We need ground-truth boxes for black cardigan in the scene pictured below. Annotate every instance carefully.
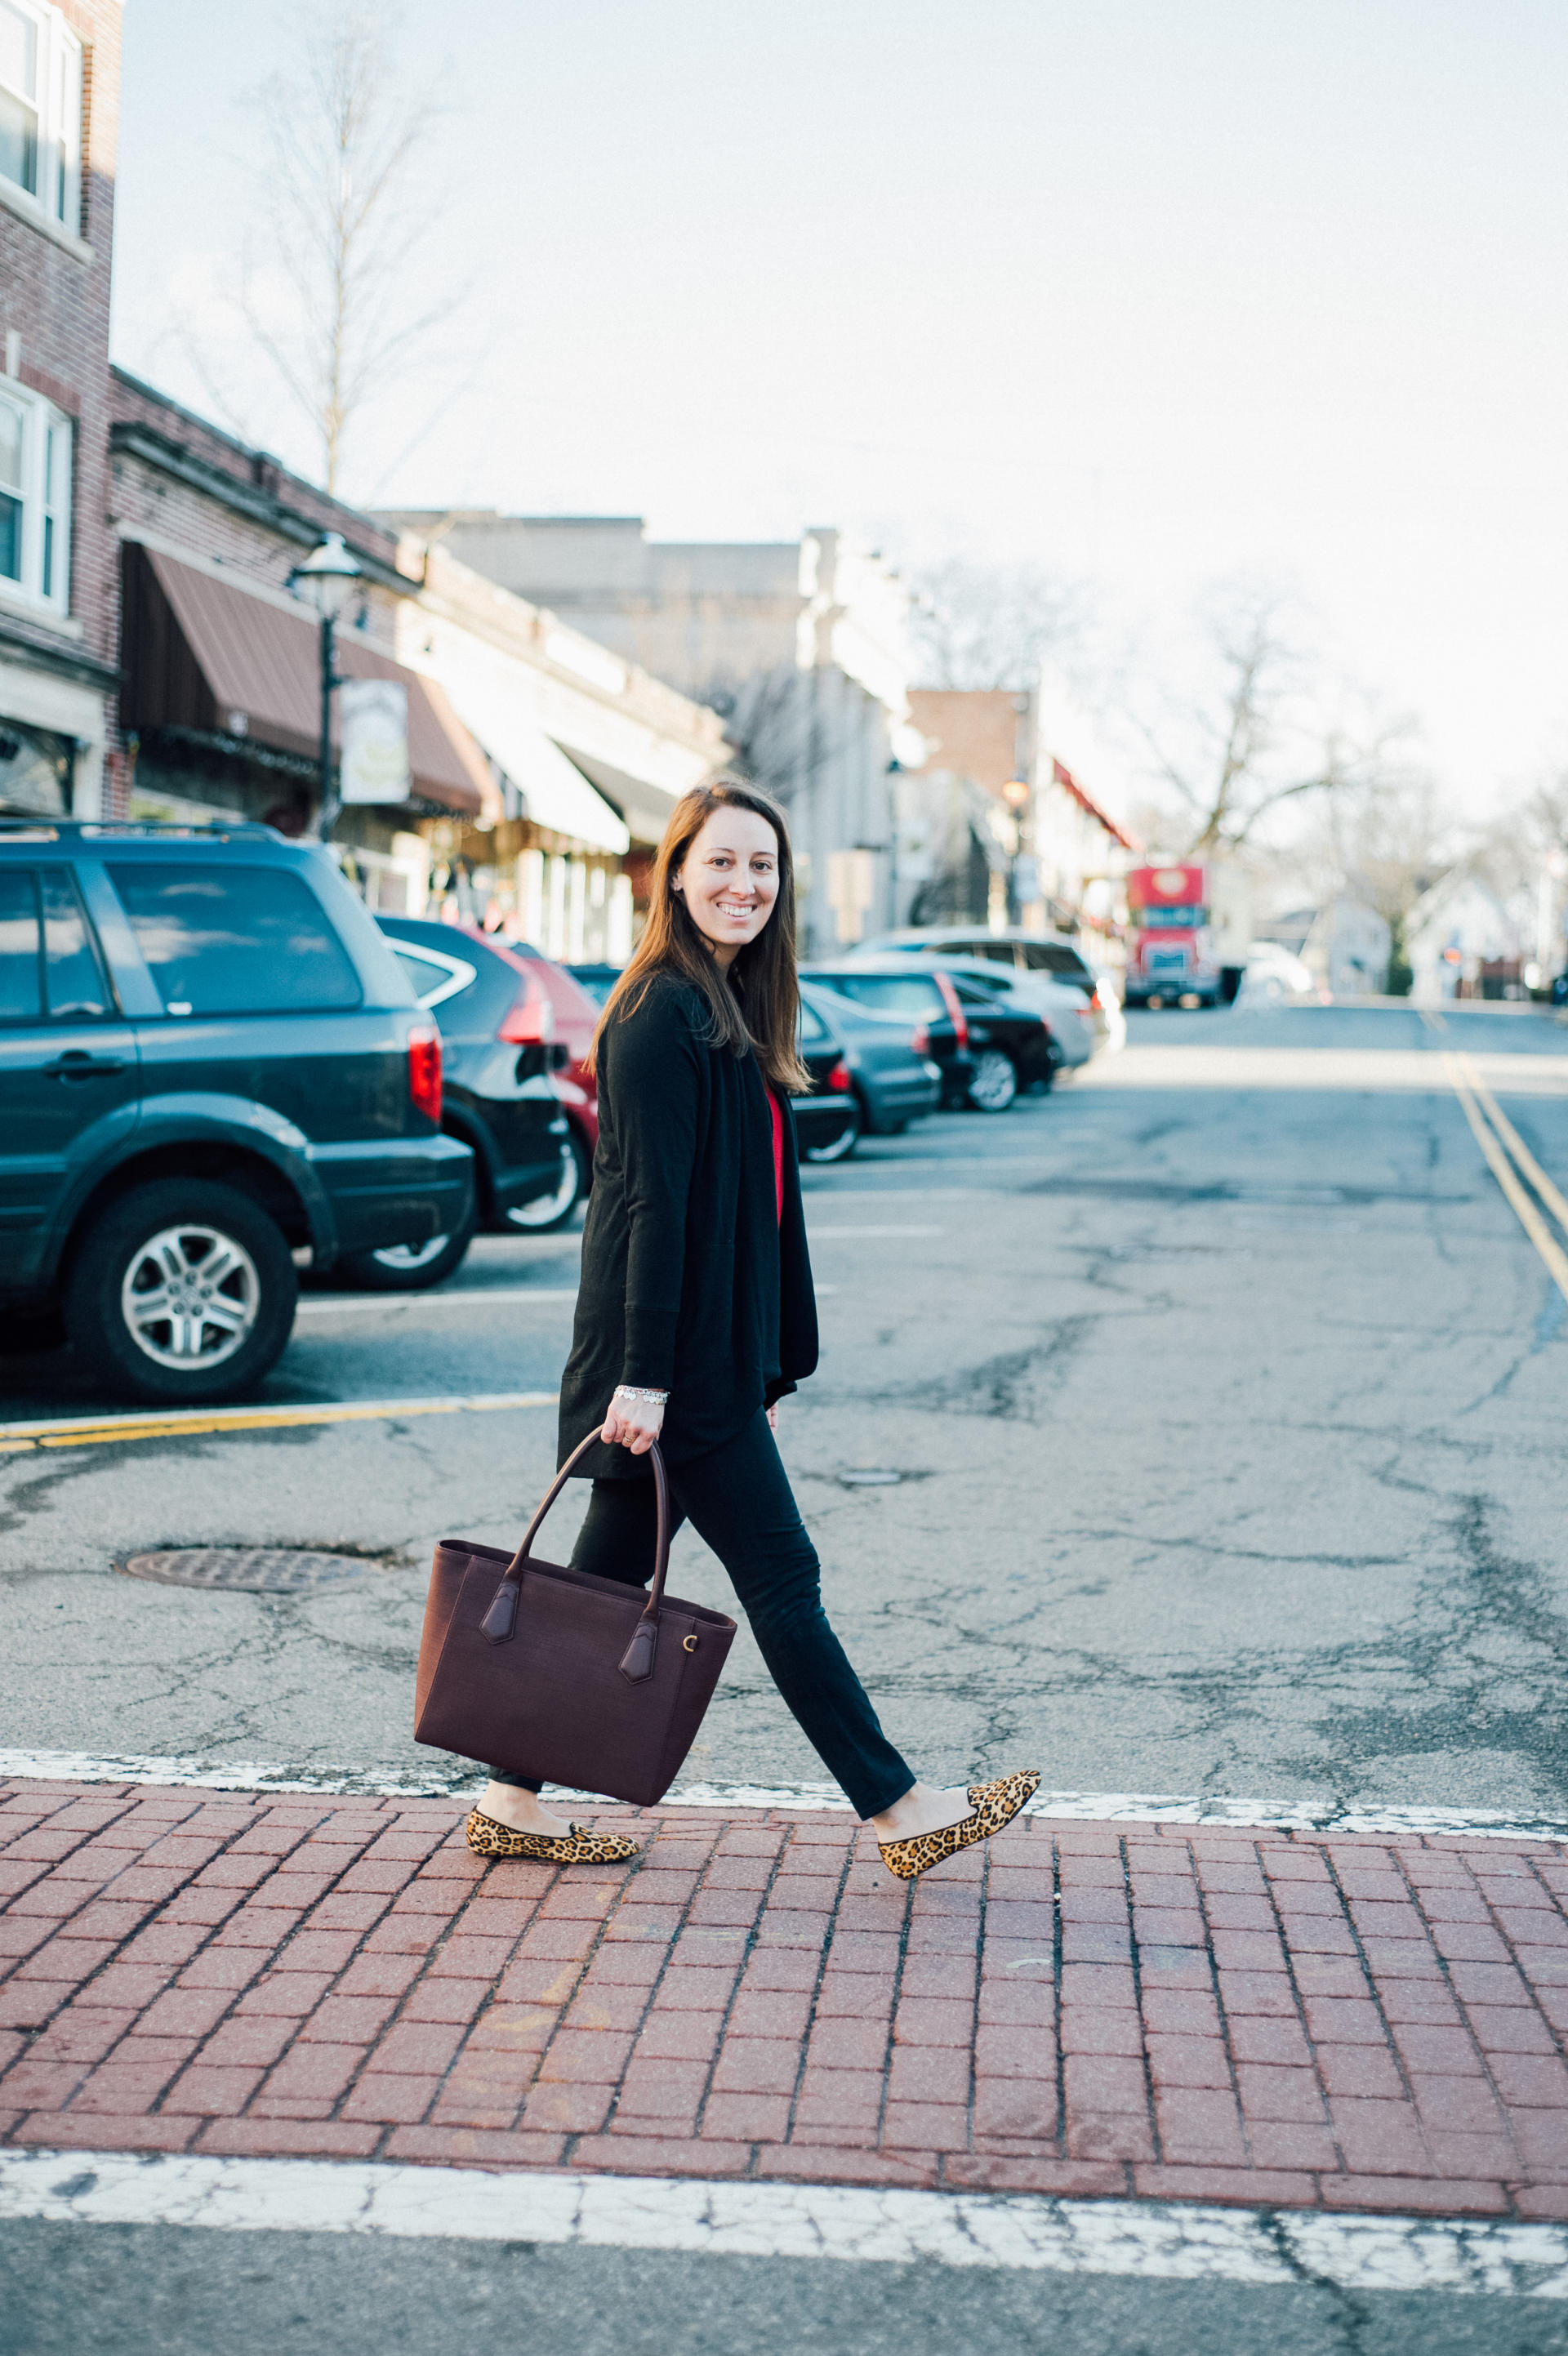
[557,971,819,1480]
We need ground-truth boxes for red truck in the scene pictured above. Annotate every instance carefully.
[1123,862,1251,1009]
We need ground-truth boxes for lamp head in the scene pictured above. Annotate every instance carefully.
[1002,777,1031,812]
[288,531,362,623]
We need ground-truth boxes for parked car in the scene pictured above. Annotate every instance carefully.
[517,949,603,1214]
[565,963,622,1007]
[800,961,979,1109]
[0,821,473,1401]
[869,951,1093,1076]
[858,924,1098,993]
[1089,966,1128,1053]
[800,981,942,1143]
[854,924,1117,1053]
[376,918,587,1266]
[791,995,862,1163]
[1239,942,1316,1006]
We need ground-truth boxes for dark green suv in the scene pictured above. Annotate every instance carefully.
[0,821,474,1404]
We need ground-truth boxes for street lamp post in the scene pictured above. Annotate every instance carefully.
[287,532,363,841]
[1001,776,1031,923]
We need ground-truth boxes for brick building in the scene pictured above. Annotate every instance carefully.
[0,0,121,819]
[108,369,489,887]
[901,684,1136,954]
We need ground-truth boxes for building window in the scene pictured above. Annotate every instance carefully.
[0,382,69,611]
[0,0,80,233]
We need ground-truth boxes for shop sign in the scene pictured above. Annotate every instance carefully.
[340,679,411,804]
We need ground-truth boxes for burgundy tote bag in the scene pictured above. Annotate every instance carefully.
[414,1434,737,1807]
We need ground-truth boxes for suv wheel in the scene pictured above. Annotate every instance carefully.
[503,1132,589,1233]
[338,1195,478,1292]
[66,1179,297,1405]
[968,1049,1018,1112]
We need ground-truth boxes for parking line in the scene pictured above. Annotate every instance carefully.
[2,2149,1566,2292]
[294,1287,579,1316]
[805,1226,942,1240]
[1444,1053,1568,1307]
[0,1391,559,1454]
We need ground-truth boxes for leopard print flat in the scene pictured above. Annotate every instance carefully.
[876,1769,1040,1882]
[465,1809,641,1865]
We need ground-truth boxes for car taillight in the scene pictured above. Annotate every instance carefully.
[933,972,969,1049]
[497,988,555,1044]
[911,1022,930,1055]
[1089,985,1105,1009]
[826,1057,852,1093]
[408,1024,443,1124]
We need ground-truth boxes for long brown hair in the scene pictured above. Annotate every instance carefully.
[591,777,811,1093]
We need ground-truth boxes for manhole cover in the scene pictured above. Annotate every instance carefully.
[115,1548,376,1592]
[838,1470,903,1488]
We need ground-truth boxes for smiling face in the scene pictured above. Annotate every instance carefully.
[674,804,782,968]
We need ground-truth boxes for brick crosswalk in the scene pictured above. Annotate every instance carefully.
[4,1775,1568,2219]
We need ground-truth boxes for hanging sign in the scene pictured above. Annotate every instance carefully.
[339,679,411,805]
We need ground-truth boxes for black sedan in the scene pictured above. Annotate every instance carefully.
[368,916,578,1285]
[800,960,979,1109]
[792,995,862,1163]
[943,971,1057,1107]
[803,959,1052,1112]
[799,982,942,1151]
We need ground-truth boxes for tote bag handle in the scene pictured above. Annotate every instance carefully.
[479,1429,672,1682]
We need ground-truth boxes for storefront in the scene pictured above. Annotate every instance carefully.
[117,537,488,859]
[0,639,114,821]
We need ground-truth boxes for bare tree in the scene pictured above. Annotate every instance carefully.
[909,557,1086,691]
[173,6,468,493]
[1113,586,1411,856]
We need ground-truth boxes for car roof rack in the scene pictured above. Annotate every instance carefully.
[0,817,283,839]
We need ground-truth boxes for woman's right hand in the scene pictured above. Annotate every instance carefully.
[600,1393,666,1456]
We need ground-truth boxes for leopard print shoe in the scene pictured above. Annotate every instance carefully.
[465,1809,642,1865]
[876,1769,1040,1882]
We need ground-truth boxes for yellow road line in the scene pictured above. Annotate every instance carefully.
[1453,1050,1568,1240]
[0,1391,559,1456]
[1443,1055,1568,1307]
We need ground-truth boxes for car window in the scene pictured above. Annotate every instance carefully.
[1021,942,1091,982]
[0,869,42,1021]
[41,868,112,1019]
[390,943,479,1012]
[950,976,1006,1009]
[828,973,946,1018]
[797,999,830,1044]
[960,940,1019,964]
[109,863,363,1015]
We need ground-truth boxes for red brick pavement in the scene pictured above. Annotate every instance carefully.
[6,1776,1568,2219]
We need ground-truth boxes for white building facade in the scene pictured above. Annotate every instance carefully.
[390,536,731,962]
[383,514,912,956]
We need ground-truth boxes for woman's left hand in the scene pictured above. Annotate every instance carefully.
[767,1401,778,1432]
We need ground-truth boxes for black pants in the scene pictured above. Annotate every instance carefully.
[489,1410,912,1820]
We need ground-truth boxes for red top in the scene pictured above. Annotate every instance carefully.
[768,1089,784,1224]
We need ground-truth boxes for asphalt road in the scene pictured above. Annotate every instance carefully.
[7,999,1568,2356]
[5,998,1568,1819]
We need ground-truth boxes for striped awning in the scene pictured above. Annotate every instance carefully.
[121,542,490,817]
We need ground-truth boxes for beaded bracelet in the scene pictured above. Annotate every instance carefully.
[613,1385,670,1405]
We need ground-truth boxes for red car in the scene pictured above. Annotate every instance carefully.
[511,940,600,1218]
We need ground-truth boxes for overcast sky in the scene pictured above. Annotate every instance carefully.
[110,2,1568,817]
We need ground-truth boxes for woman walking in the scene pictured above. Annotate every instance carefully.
[465,779,1038,1879]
